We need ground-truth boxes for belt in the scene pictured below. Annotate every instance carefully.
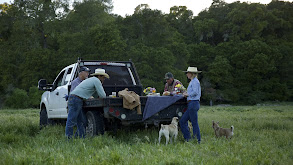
[70,94,84,100]
[187,100,199,103]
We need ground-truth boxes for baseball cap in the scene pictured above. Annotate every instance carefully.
[164,72,174,79]
[79,67,90,72]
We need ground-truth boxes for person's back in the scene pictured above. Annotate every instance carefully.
[71,77,106,99]
[65,68,109,139]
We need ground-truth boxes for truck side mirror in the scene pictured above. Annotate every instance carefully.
[38,79,52,91]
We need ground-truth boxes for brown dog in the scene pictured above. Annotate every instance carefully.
[212,121,234,139]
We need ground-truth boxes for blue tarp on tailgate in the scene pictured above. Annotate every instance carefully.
[142,95,184,121]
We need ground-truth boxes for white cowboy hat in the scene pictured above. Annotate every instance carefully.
[183,67,202,73]
[90,68,110,78]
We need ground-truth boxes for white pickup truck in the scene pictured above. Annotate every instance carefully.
[38,59,187,136]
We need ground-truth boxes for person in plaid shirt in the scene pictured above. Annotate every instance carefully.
[164,72,185,93]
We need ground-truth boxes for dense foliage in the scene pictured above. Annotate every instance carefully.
[0,0,292,107]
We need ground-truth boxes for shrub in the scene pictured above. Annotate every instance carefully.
[28,86,43,108]
[5,88,30,109]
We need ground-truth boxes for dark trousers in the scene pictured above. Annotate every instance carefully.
[179,100,201,143]
[65,95,86,138]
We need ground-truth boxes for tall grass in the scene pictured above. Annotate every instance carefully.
[0,105,292,164]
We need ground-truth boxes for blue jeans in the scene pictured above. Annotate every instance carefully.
[65,95,86,138]
[179,100,201,143]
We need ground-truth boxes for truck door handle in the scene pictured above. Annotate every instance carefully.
[56,92,59,95]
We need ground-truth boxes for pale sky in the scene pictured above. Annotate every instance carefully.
[111,0,274,16]
[1,0,292,16]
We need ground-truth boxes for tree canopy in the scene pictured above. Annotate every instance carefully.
[0,0,292,107]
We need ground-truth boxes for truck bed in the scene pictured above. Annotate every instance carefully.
[83,96,187,125]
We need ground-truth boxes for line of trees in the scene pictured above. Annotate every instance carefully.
[0,0,292,108]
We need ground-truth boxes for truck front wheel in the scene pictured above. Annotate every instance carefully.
[86,111,104,137]
[39,106,54,129]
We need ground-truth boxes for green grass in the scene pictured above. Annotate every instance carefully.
[1,105,293,165]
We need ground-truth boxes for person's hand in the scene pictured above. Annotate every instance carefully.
[163,91,170,96]
[63,94,69,101]
[183,92,188,98]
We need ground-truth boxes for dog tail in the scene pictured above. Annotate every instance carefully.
[161,124,165,130]
[231,126,234,132]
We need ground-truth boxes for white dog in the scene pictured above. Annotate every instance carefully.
[158,117,179,145]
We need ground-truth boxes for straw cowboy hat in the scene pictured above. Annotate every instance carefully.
[90,68,110,78]
[183,67,202,73]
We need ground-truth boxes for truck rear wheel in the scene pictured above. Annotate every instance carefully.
[86,111,104,137]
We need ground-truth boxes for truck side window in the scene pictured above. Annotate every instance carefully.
[64,68,72,85]
[55,71,65,87]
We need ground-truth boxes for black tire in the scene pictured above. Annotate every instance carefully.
[39,106,54,129]
[86,111,105,137]
[40,107,48,129]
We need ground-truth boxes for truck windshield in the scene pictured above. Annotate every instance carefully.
[86,65,134,86]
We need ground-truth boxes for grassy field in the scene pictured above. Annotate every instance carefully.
[0,104,293,165]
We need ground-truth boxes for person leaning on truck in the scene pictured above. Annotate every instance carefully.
[65,68,109,139]
[180,67,202,144]
[163,72,185,94]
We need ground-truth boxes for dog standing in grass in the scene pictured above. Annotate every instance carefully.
[158,117,179,145]
[212,121,234,139]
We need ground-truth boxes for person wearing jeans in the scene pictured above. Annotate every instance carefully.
[65,68,109,139]
[69,67,90,138]
[66,95,85,138]
[180,67,202,144]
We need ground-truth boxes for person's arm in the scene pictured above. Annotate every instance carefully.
[93,78,106,98]
[179,80,188,97]
[175,80,183,86]
[174,80,183,87]
[164,83,168,91]
[175,80,186,91]
[179,81,186,90]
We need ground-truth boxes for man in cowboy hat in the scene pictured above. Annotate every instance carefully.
[163,72,185,94]
[65,68,109,139]
[179,67,202,144]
